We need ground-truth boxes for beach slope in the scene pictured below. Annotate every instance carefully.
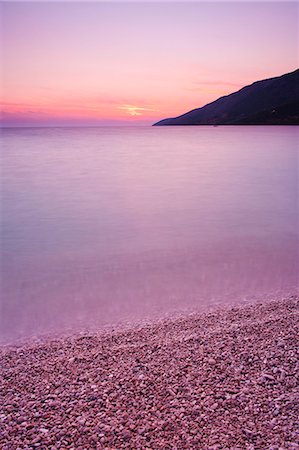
[1,296,298,449]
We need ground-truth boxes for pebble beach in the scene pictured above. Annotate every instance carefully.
[1,296,298,449]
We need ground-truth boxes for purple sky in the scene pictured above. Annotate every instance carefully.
[1,1,298,126]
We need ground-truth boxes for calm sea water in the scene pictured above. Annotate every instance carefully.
[1,126,298,342]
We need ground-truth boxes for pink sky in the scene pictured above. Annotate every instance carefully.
[1,2,298,126]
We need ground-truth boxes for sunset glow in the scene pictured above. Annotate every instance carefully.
[118,105,157,116]
[1,2,298,127]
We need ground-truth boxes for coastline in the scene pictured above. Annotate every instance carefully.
[1,296,298,449]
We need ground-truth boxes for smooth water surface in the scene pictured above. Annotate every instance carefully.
[1,126,298,342]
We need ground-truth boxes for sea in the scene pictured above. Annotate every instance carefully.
[1,126,298,342]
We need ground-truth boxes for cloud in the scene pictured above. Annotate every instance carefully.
[193,80,243,88]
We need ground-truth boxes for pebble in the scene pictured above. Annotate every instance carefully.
[0,296,298,449]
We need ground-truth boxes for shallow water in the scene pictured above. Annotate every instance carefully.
[1,126,298,342]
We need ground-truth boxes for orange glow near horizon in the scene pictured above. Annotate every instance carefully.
[1,99,160,123]
[118,105,157,117]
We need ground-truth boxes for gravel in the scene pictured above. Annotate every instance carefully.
[1,296,298,449]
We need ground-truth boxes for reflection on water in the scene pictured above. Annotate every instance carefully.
[1,126,298,342]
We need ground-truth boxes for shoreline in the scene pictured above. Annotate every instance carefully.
[2,286,297,348]
[1,296,298,448]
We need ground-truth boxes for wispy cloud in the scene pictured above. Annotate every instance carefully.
[185,79,244,93]
[192,80,243,88]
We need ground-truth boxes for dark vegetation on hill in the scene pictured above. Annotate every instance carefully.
[153,69,299,126]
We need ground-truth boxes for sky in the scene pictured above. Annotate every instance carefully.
[1,1,298,127]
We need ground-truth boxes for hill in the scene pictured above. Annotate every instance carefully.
[153,69,299,126]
